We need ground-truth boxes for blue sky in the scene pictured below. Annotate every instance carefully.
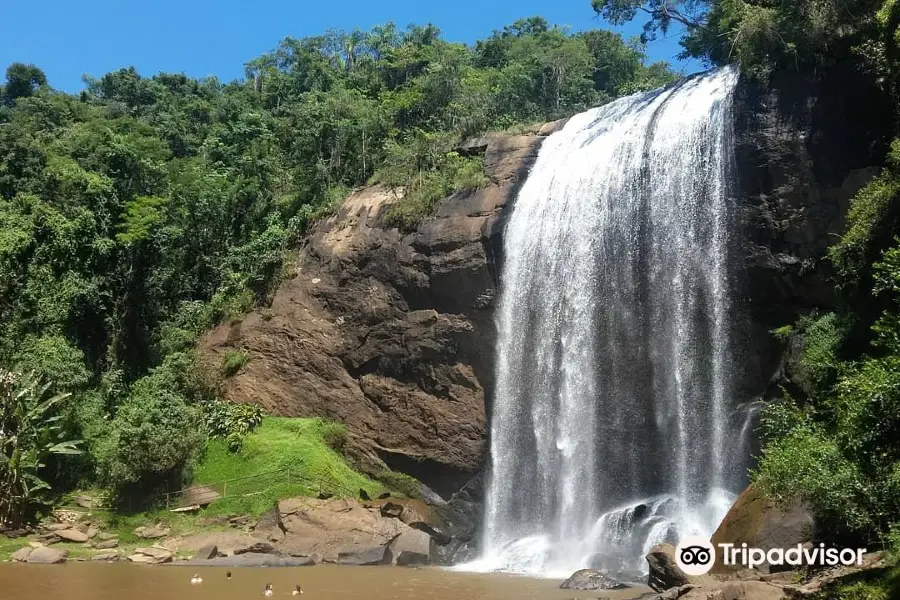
[1,0,702,93]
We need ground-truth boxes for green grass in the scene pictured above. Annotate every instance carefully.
[0,417,385,560]
[192,417,382,516]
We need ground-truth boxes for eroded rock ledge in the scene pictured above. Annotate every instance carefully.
[200,128,558,499]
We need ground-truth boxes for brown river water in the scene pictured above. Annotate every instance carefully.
[0,564,651,600]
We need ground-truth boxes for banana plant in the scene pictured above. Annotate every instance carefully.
[0,370,82,527]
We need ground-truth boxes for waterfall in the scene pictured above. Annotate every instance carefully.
[473,67,743,578]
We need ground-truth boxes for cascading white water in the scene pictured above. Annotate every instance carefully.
[471,67,744,579]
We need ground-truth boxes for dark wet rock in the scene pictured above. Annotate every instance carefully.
[234,542,279,556]
[560,569,629,591]
[377,492,392,499]
[380,502,404,519]
[336,545,392,566]
[359,489,371,501]
[26,546,68,564]
[194,544,218,560]
[647,544,690,592]
[317,492,334,500]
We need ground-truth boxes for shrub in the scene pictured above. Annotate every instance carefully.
[795,313,848,399]
[96,374,203,501]
[375,130,489,230]
[202,399,264,452]
[221,349,249,377]
[754,416,875,540]
[830,144,900,294]
[319,420,347,452]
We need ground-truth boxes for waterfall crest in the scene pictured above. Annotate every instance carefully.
[474,67,743,579]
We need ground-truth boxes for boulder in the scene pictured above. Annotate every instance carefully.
[133,525,170,539]
[276,497,410,562]
[194,543,218,560]
[389,529,432,566]
[43,523,73,532]
[94,539,119,550]
[129,547,173,564]
[711,484,813,574]
[86,526,100,539]
[26,546,68,564]
[560,569,629,591]
[97,532,117,541]
[10,546,33,562]
[647,544,690,592]
[92,550,120,562]
[55,529,90,543]
[336,545,392,566]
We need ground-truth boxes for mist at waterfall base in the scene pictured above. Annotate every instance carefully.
[460,67,755,581]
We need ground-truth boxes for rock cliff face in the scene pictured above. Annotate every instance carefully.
[730,64,893,401]
[200,127,557,499]
[202,67,892,505]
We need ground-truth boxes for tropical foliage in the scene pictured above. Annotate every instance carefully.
[0,370,81,525]
[0,18,674,506]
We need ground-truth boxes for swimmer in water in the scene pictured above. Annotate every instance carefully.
[292,584,304,595]
[191,574,203,585]
[264,583,274,597]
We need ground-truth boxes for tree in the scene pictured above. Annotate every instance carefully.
[3,63,47,101]
[592,0,711,41]
[0,370,82,525]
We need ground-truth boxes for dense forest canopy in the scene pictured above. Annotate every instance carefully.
[0,18,677,514]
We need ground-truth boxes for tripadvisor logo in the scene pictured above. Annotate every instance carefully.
[675,536,867,575]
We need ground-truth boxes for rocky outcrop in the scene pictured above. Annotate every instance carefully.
[647,544,717,593]
[201,131,547,498]
[711,485,814,574]
[732,64,894,402]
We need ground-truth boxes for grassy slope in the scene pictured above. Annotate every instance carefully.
[1,417,384,560]
[192,417,383,516]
